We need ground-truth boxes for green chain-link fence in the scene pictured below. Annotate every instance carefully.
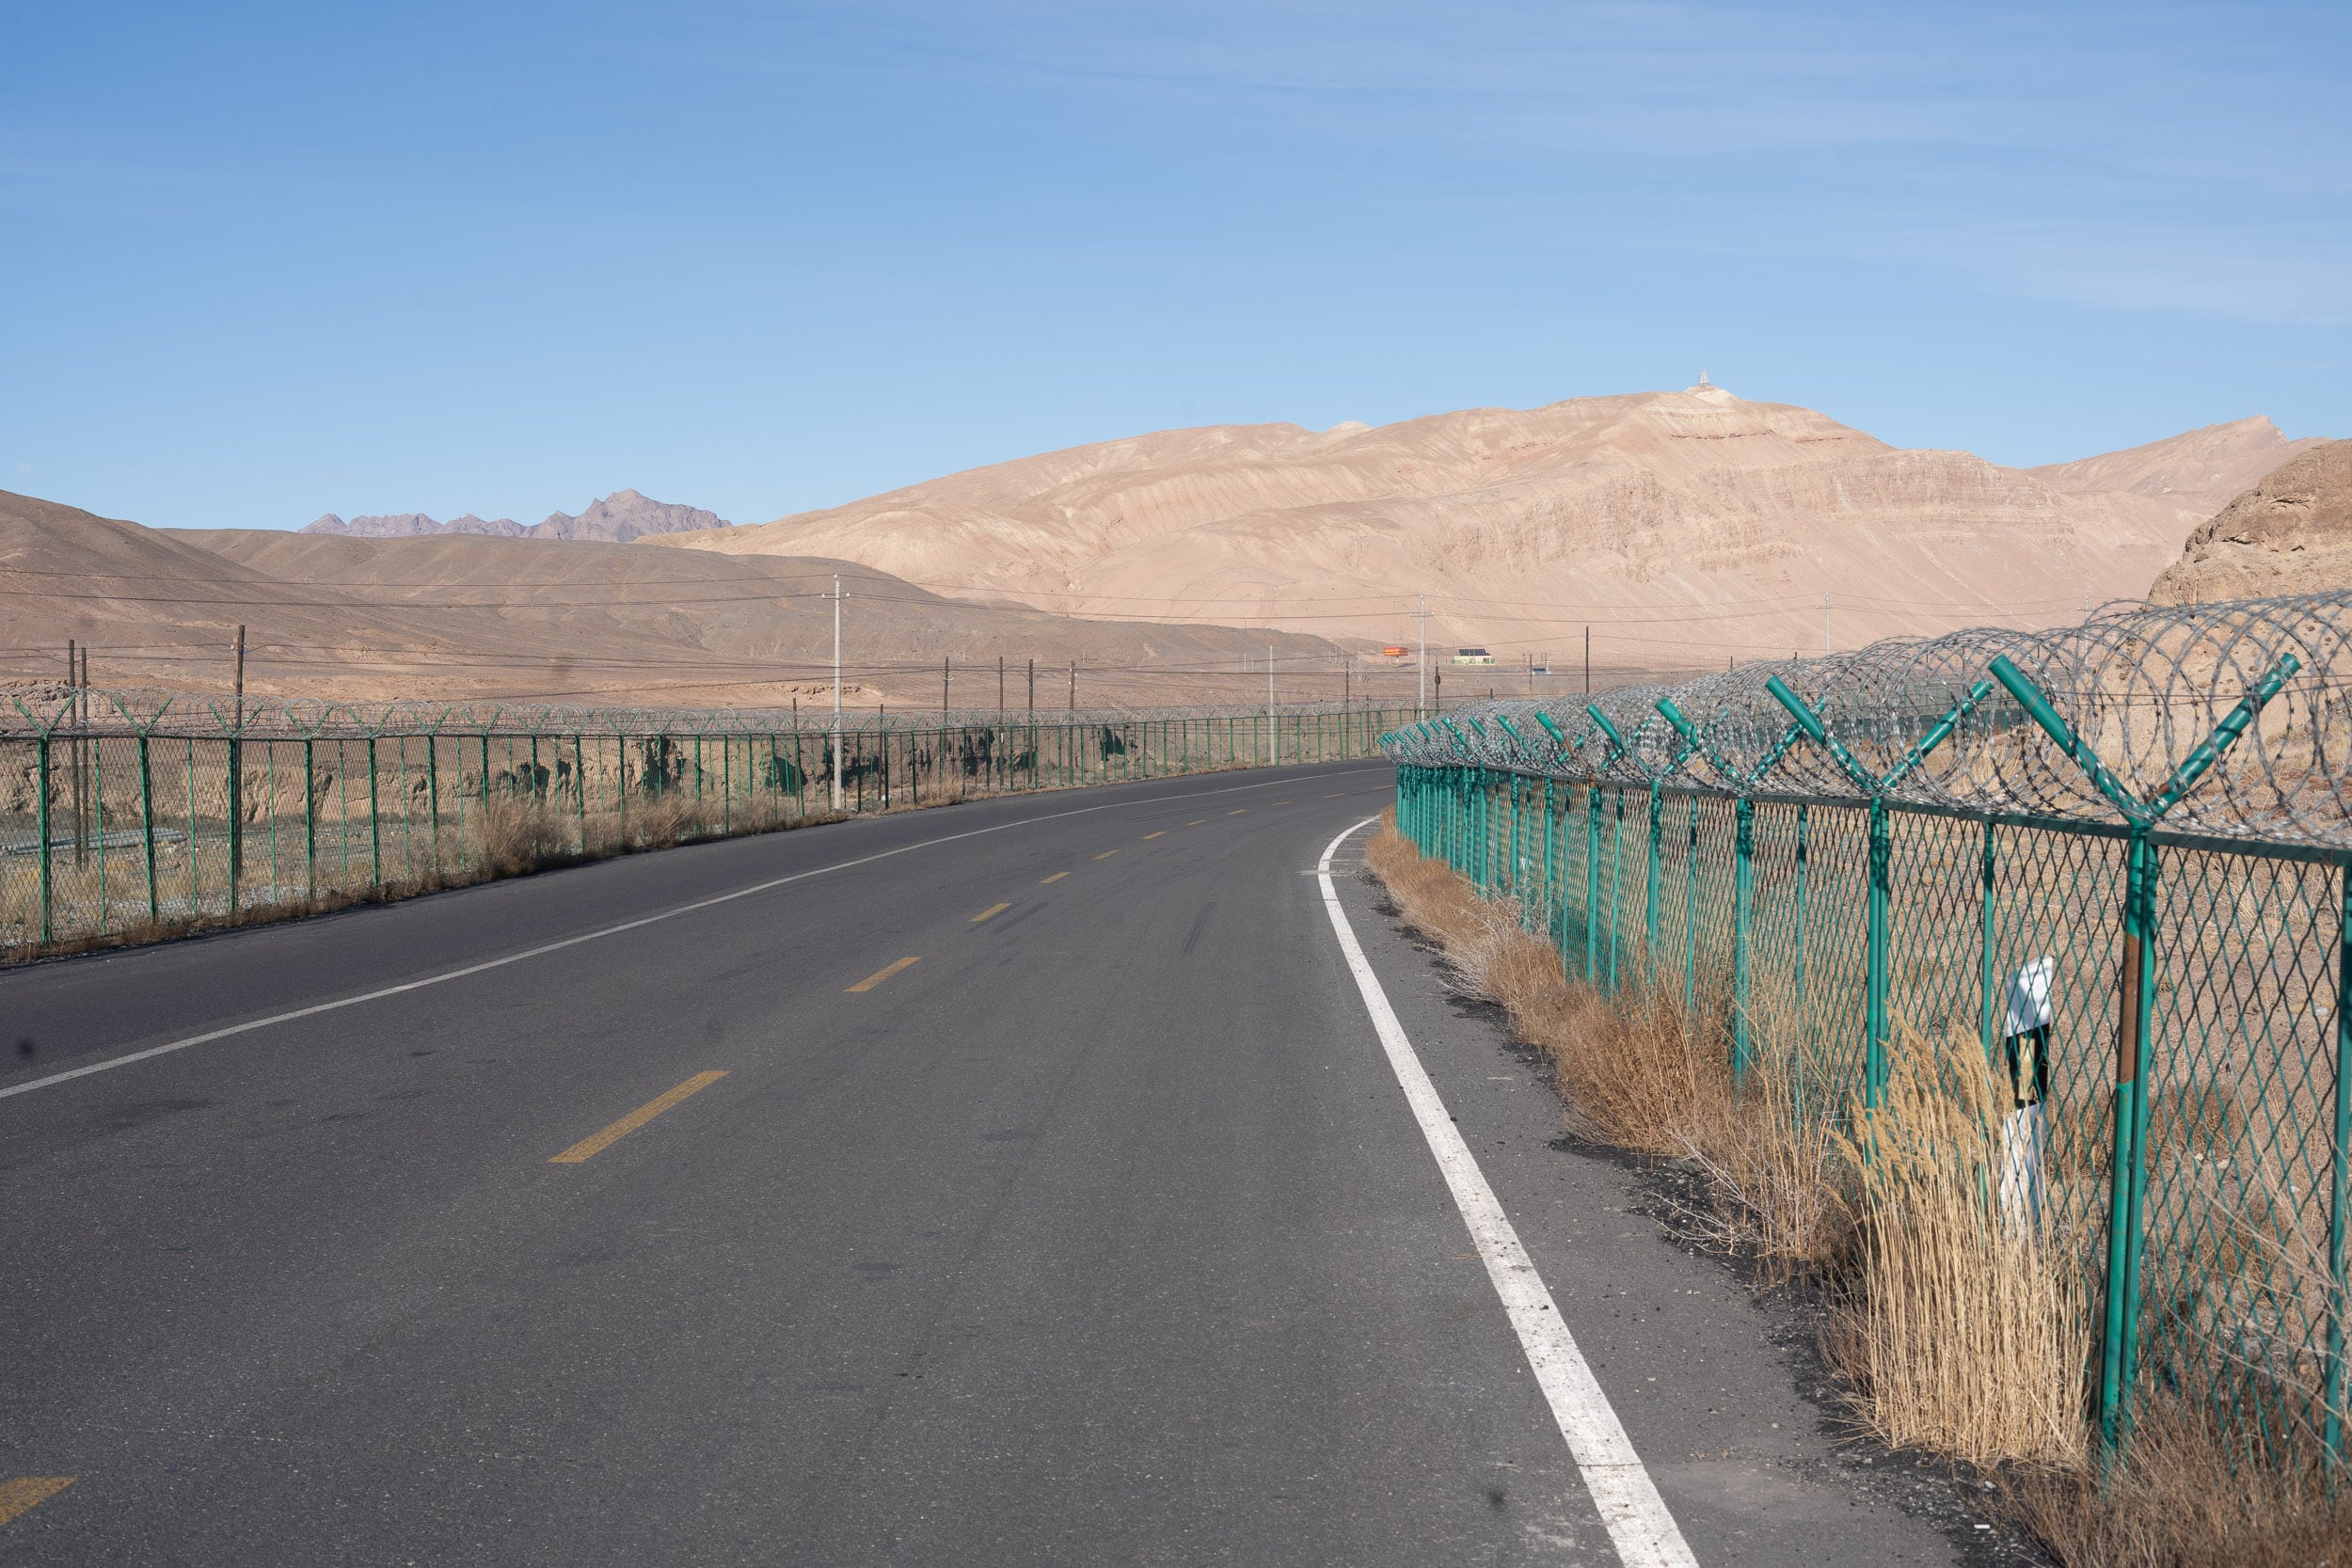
[1,689,1413,960]
[1383,593,2352,1466]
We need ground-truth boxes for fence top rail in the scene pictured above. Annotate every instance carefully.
[0,688,1421,743]
[1382,591,2352,848]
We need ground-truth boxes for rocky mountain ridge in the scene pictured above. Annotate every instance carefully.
[306,489,728,544]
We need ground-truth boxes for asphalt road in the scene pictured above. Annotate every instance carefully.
[0,762,1971,1565]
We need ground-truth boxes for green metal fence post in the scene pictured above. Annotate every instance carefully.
[227,729,243,917]
[366,736,382,888]
[426,734,441,874]
[1542,778,1556,947]
[2327,860,2352,1466]
[35,735,52,944]
[1866,796,1891,1106]
[1645,781,1662,977]
[1732,795,1755,1086]
[302,738,315,899]
[1586,784,1601,984]
[139,733,159,922]
[1979,818,1999,1062]
[1607,787,1625,991]
[1682,794,1701,1011]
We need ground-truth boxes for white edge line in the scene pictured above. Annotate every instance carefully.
[1315,816,1699,1568]
[0,764,1386,1104]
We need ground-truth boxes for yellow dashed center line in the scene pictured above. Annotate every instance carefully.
[1273,800,1294,805]
[0,1478,73,1527]
[1093,849,1120,860]
[848,956,920,992]
[550,1071,729,1164]
[1227,809,1247,816]
[971,902,1011,923]
[1187,819,1206,825]
[1142,832,1165,840]
[1040,871,1070,884]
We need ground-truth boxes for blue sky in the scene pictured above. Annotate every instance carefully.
[4,0,2346,532]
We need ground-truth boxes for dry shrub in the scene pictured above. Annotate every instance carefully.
[1670,1029,1851,1276]
[1829,1028,2092,1468]
[2010,1396,2352,1567]
[473,797,577,876]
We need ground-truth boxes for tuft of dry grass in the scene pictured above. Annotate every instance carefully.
[475,798,579,876]
[2009,1396,2352,1567]
[1828,1027,2093,1468]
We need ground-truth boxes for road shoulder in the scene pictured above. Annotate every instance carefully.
[1322,830,2042,1568]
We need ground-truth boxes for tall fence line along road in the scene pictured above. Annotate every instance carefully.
[0,690,1416,958]
[1380,590,2352,1467]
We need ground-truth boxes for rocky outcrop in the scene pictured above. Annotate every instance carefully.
[2150,440,2352,604]
[305,490,727,543]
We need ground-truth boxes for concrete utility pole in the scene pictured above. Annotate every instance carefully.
[1068,660,1076,712]
[1417,595,1428,714]
[997,655,1005,715]
[942,656,950,715]
[831,576,846,810]
[1026,657,1035,713]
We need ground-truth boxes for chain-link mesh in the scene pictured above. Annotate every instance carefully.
[1386,592,2352,1465]
[0,692,1414,959]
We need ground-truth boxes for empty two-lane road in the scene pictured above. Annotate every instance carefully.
[0,763,1961,1565]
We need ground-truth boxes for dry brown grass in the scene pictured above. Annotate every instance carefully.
[1828,1027,2093,1468]
[2010,1397,2352,1567]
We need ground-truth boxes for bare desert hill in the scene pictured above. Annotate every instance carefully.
[0,490,1354,710]
[2026,417,2323,513]
[661,388,2323,672]
[2149,440,2352,604]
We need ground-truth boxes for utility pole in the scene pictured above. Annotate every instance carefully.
[997,655,1006,715]
[1026,657,1035,713]
[942,656,951,715]
[1343,652,1350,708]
[831,575,845,810]
[1068,659,1076,712]
[1417,594,1428,714]
[1266,645,1275,766]
[1583,626,1591,696]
